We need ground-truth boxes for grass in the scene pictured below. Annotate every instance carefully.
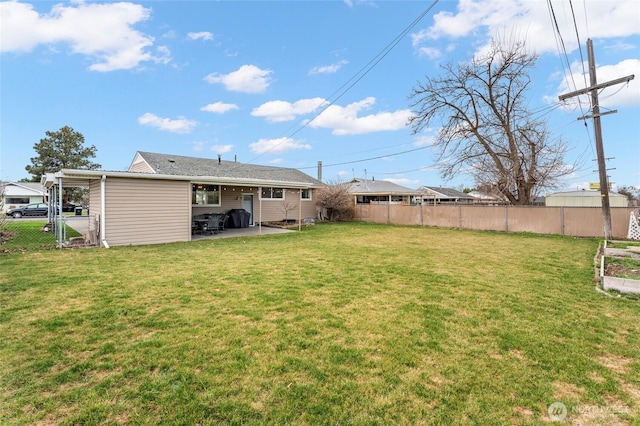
[1,222,639,425]
[0,219,82,252]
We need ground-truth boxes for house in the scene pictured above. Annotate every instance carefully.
[1,181,47,213]
[348,178,422,205]
[416,186,475,205]
[545,190,629,207]
[467,190,507,205]
[41,151,323,247]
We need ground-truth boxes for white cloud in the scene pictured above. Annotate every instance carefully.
[416,46,442,60]
[200,102,239,114]
[307,97,411,135]
[0,1,168,71]
[269,158,285,164]
[187,31,213,41]
[211,144,234,154]
[249,137,312,154]
[413,134,437,147]
[308,60,348,75]
[251,98,328,122]
[204,64,272,93]
[343,0,377,8]
[414,0,640,57]
[138,113,196,133]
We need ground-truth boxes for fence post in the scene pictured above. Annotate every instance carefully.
[458,205,462,229]
[561,207,565,235]
[505,206,509,233]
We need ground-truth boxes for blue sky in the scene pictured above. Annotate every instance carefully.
[1,0,639,192]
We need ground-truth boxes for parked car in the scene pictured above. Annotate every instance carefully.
[6,203,50,218]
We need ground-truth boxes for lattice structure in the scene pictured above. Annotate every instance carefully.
[628,210,640,240]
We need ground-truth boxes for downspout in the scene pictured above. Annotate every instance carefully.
[100,175,110,248]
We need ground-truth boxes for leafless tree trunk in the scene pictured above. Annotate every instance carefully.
[279,199,297,222]
[408,38,572,205]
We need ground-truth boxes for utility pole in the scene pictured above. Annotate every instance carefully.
[558,39,634,240]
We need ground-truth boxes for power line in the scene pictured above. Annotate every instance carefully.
[568,0,589,90]
[547,0,595,161]
[297,145,431,170]
[243,0,440,163]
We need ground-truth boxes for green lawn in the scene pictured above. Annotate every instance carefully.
[1,223,639,425]
[1,219,82,252]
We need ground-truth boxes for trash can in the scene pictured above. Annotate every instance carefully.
[75,206,83,216]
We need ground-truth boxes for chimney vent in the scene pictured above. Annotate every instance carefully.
[218,154,221,164]
[317,161,323,181]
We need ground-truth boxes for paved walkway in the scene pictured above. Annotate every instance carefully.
[191,225,294,240]
[64,216,294,243]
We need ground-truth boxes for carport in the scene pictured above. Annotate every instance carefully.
[41,172,97,248]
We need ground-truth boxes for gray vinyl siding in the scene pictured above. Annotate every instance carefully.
[103,178,190,246]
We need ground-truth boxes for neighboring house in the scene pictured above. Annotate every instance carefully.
[467,191,507,205]
[1,181,46,213]
[416,186,475,204]
[545,190,629,207]
[42,151,323,247]
[348,178,422,205]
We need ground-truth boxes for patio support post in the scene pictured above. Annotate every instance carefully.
[100,175,109,248]
[259,188,262,235]
[298,189,302,231]
[58,176,63,247]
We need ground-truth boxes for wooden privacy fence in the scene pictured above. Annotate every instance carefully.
[354,204,637,239]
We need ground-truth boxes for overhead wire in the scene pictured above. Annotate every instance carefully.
[242,0,440,164]
[547,0,596,169]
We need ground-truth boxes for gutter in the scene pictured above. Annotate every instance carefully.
[100,175,109,249]
[53,169,319,189]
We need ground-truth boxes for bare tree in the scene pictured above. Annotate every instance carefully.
[617,185,640,206]
[279,199,297,222]
[409,38,572,205]
[314,182,354,222]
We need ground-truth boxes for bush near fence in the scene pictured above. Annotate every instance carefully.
[354,204,636,239]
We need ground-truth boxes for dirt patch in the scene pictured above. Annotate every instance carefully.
[605,262,640,280]
[597,354,634,374]
[553,381,584,401]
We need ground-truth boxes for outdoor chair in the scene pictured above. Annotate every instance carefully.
[218,214,229,231]
[206,214,220,235]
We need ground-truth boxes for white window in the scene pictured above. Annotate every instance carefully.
[260,187,284,199]
[300,189,312,200]
[192,183,221,206]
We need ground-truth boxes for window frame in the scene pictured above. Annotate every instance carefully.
[191,183,221,206]
[6,197,30,205]
[300,188,312,201]
[260,187,285,200]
